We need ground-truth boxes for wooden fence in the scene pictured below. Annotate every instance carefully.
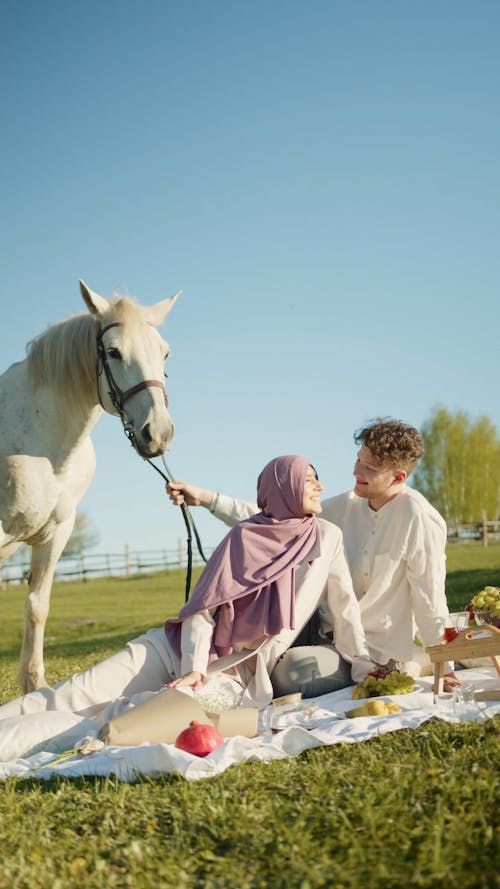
[0,540,215,585]
[447,520,500,546]
[2,521,499,585]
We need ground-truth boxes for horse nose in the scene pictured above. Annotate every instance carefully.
[139,419,174,456]
[141,422,161,451]
[142,423,153,445]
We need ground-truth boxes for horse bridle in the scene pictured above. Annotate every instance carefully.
[96,320,207,600]
[96,321,168,435]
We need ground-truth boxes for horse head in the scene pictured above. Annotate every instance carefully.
[80,280,180,458]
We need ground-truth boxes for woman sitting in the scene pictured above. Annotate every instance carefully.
[0,455,373,726]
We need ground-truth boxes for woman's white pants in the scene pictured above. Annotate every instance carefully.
[0,628,176,721]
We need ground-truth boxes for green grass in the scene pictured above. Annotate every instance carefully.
[0,545,499,889]
[445,539,500,611]
[0,567,203,701]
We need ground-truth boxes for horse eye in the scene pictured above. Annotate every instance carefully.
[108,347,122,360]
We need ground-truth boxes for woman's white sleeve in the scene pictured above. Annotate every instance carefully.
[210,494,259,527]
[180,611,215,676]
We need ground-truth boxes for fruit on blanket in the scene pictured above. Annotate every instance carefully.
[346,700,402,718]
[175,720,224,757]
[352,669,415,699]
[384,701,402,714]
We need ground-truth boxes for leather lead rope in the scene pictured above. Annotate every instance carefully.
[140,452,208,603]
[96,321,207,601]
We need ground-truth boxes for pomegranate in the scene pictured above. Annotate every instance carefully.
[175,720,224,757]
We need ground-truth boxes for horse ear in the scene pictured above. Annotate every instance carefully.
[145,291,182,327]
[79,280,111,317]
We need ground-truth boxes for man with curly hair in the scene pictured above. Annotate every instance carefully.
[168,418,460,694]
[272,417,460,694]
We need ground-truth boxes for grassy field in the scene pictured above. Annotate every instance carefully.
[444,539,500,611]
[0,543,499,889]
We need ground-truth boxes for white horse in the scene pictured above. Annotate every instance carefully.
[0,280,180,692]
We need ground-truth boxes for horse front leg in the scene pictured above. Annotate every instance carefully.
[19,517,75,692]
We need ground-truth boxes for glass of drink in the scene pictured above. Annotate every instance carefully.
[444,611,469,641]
[453,611,469,630]
[433,691,454,719]
[266,693,319,733]
[444,626,459,642]
[453,682,485,722]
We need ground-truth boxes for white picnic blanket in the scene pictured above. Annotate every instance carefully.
[1,667,498,782]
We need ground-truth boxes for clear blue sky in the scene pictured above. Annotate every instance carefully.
[2,0,499,559]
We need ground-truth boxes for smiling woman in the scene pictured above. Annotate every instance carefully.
[0,454,374,736]
[302,465,324,515]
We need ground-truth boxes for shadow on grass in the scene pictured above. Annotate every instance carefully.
[8,771,186,793]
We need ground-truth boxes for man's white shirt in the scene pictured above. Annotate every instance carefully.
[321,487,449,665]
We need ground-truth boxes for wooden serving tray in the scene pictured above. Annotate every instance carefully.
[426,625,500,694]
[475,689,500,702]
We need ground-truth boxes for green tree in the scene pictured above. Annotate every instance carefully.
[413,407,500,523]
[62,512,100,557]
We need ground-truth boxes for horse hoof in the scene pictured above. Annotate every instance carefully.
[19,674,48,694]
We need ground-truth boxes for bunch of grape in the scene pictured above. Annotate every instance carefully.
[469,586,500,619]
[352,668,415,700]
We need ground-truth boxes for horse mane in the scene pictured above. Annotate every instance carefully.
[26,297,147,408]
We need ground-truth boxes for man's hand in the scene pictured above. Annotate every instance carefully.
[442,672,462,692]
[168,671,204,691]
[166,481,214,508]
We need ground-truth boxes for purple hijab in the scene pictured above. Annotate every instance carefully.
[165,455,321,661]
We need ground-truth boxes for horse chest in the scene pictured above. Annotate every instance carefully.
[0,444,95,539]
